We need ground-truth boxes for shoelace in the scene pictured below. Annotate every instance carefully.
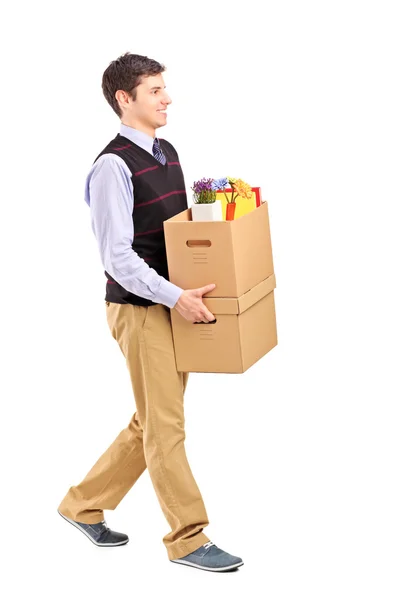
[96,520,110,539]
[203,541,215,550]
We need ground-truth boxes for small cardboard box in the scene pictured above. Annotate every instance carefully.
[170,274,278,374]
[164,200,274,298]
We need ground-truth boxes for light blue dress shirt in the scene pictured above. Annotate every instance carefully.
[84,123,184,308]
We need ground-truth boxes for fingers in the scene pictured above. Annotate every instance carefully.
[194,311,216,324]
[197,283,216,295]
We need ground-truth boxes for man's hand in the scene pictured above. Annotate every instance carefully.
[174,284,216,323]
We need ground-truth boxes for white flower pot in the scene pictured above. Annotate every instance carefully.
[191,200,223,222]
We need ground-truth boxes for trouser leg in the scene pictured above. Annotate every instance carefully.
[106,302,210,560]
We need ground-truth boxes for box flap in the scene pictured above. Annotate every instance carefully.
[202,273,276,315]
[166,208,192,222]
[202,297,239,315]
[238,273,276,313]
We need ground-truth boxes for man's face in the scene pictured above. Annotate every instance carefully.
[125,73,171,132]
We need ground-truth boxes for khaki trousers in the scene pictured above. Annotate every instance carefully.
[58,302,210,560]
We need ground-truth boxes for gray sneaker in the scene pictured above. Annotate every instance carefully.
[57,509,129,547]
[171,541,244,572]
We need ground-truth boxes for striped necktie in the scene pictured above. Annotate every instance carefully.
[152,138,167,165]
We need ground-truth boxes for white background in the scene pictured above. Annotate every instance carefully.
[1,1,399,598]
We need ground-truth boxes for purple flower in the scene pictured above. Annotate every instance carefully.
[191,178,214,194]
[191,177,217,204]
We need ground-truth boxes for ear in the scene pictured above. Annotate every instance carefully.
[115,90,131,105]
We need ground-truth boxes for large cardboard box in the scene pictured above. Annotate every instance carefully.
[170,274,277,373]
[164,200,274,297]
[163,200,278,373]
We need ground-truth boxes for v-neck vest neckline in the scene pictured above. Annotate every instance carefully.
[118,134,169,170]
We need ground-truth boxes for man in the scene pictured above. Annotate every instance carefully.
[57,52,244,573]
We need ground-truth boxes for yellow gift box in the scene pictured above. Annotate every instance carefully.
[215,187,262,220]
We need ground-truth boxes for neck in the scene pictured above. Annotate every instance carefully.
[121,119,155,139]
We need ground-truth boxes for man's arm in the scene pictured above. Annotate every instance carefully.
[86,153,183,308]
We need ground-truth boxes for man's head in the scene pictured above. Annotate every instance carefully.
[102,52,172,137]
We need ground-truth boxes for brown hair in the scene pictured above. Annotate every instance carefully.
[102,52,166,118]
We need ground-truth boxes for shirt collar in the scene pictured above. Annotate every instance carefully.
[120,123,155,155]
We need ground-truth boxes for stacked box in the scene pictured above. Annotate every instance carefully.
[163,201,278,373]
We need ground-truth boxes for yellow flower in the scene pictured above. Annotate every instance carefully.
[227,176,237,186]
[233,179,253,199]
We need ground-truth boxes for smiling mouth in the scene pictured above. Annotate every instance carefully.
[157,110,167,114]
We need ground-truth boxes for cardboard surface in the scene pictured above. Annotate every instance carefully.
[170,275,278,374]
[165,199,278,374]
[202,274,276,315]
[164,200,274,298]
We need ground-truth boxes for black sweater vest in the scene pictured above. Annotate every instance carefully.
[93,134,188,306]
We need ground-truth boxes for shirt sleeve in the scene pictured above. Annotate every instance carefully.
[86,153,183,308]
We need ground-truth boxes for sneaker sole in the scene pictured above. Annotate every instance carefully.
[57,510,129,547]
[171,558,244,572]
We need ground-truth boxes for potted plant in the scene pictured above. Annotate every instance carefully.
[191,178,223,222]
[213,176,253,221]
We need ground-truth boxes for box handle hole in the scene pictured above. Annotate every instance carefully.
[193,318,217,325]
[186,240,212,247]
